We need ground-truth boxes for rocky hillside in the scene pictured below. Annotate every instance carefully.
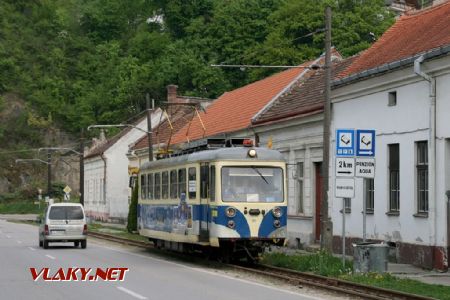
[0,93,80,198]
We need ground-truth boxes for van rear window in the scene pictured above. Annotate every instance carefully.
[49,206,84,220]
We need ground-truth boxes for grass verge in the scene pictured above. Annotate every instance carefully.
[88,223,149,243]
[262,252,450,300]
[0,200,44,214]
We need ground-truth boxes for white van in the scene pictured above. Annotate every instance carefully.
[38,203,87,249]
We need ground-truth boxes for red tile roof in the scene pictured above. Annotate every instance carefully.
[131,105,196,152]
[252,57,356,126]
[170,66,309,145]
[338,1,450,79]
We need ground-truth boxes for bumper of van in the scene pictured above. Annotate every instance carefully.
[44,234,86,242]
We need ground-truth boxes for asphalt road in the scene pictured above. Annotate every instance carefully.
[0,219,345,300]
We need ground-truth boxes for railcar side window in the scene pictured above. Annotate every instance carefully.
[210,166,215,201]
[178,169,186,198]
[162,171,169,199]
[188,167,197,199]
[148,173,154,200]
[170,170,178,199]
[140,175,146,199]
[200,164,209,198]
[154,173,161,199]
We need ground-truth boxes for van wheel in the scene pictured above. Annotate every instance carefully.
[81,240,87,249]
[74,242,79,248]
[39,240,43,247]
[43,241,49,249]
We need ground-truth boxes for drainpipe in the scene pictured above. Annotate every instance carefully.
[101,153,107,221]
[414,55,437,258]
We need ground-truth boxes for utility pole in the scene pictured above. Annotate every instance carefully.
[321,6,333,252]
[146,93,154,162]
[47,150,52,198]
[80,129,85,206]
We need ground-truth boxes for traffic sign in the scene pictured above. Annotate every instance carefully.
[336,129,355,156]
[335,178,355,198]
[336,157,355,177]
[356,129,375,156]
[63,185,72,194]
[355,158,375,178]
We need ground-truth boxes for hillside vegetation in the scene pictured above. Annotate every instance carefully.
[0,0,394,196]
[0,0,394,133]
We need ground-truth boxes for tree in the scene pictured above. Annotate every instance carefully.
[127,181,139,233]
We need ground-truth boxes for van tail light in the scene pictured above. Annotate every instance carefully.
[83,224,87,235]
[44,225,49,236]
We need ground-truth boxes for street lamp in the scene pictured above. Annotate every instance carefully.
[38,147,84,205]
[88,122,153,162]
[15,158,50,165]
[87,124,150,135]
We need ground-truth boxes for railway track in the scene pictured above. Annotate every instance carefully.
[230,264,435,300]
[88,231,435,300]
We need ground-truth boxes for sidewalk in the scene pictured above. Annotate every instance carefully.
[389,263,450,286]
[0,214,38,221]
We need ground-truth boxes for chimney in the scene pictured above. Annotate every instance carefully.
[167,84,178,103]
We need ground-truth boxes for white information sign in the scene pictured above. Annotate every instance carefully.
[188,180,196,192]
[355,158,375,178]
[335,157,355,177]
[335,178,355,198]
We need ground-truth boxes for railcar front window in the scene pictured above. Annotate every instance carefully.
[221,167,283,203]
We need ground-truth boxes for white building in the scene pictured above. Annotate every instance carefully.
[84,110,163,223]
[330,2,450,270]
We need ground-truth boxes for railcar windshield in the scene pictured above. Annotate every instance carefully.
[221,166,284,203]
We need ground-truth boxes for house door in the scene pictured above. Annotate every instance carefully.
[315,162,323,242]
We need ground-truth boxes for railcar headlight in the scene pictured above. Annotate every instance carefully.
[226,207,236,218]
[248,149,257,158]
[227,220,235,229]
[273,220,281,228]
[272,207,282,218]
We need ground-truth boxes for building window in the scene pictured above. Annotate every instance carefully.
[296,162,304,214]
[161,171,168,199]
[170,170,177,199]
[154,173,161,199]
[389,144,400,212]
[178,169,186,198]
[416,141,428,213]
[148,174,154,200]
[388,91,397,106]
[364,178,374,213]
[188,167,196,199]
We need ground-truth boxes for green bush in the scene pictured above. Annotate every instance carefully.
[127,183,139,233]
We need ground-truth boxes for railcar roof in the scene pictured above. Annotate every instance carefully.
[140,147,285,171]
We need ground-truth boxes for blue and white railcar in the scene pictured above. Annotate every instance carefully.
[137,147,287,260]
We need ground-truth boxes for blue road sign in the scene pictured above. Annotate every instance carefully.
[356,129,375,156]
[336,129,355,156]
